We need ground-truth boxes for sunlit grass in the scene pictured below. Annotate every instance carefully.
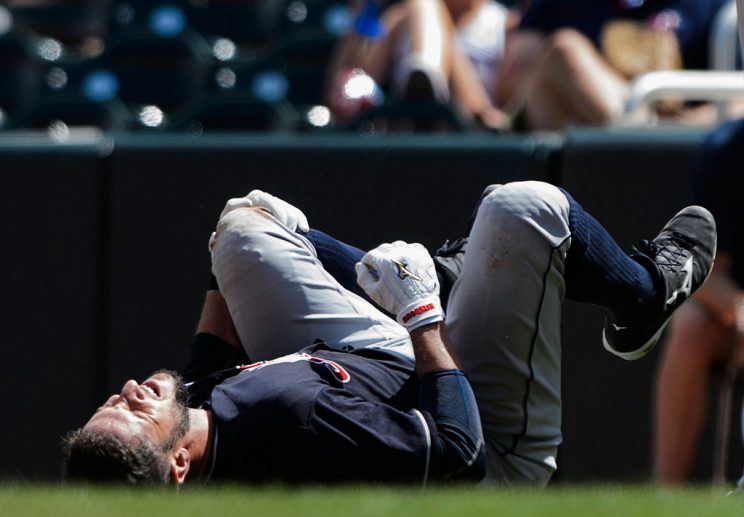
[1,484,741,517]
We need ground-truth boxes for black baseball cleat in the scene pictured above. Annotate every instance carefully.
[602,205,717,360]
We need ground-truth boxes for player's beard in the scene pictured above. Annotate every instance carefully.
[153,369,191,451]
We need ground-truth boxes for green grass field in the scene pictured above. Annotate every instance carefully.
[1,485,741,517]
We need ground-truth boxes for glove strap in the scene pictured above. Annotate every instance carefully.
[396,296,444,331]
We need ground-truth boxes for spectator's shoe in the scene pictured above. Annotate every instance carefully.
[400,54,450,104]
[602,206,717,360]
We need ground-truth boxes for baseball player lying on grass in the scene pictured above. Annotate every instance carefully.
[63,181,716,486]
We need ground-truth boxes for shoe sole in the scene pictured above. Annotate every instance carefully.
[404,69,436,102]
[602,206,717,361]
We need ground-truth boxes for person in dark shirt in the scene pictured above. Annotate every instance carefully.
[64,181,716,486]
[497,0,732,130]
[653,117,744,484]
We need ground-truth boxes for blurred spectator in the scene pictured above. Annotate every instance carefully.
[653,2,744,486]
[7,0,112,56]
[325,0,520,129]
[653,117,744,485]
[498,0,735,130]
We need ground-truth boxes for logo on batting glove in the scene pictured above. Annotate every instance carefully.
[402,303,436,323]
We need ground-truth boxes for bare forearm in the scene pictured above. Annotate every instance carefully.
[409,321,460,376]
[195,290,240,349]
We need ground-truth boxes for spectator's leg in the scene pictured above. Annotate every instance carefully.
[326,0,453,101]
[496,29,549,110]
[388,0,455,100]
[450,42,510,128]
[210,207,413,362]
[653,301,732,483]
[446,181,571,485]
[523,29,628,130]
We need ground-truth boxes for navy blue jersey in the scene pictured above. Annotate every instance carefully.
[692,118,744,288]
[520,0,729,69]
[200,343,438,484]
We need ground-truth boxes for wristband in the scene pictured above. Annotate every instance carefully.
[397,295,444,330]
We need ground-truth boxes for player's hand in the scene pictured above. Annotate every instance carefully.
[219,190,310,233]
[355,241,443,331]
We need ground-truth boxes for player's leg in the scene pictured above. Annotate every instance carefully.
[446,181,571,485]
[555,188,717,360]
[210,207,412,362]
[446,181,715,484]
[302,229,369,302]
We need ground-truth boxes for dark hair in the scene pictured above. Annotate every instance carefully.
[62,428,170,485]
[63,370,191,485]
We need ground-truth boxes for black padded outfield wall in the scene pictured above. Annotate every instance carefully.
[4,128,736,484]
[0,134,108,480]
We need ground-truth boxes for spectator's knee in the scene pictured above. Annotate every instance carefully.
[546,28,594,62]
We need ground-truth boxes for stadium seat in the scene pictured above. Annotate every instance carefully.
[10,0,113,50]
[342,99,474,134]
[0,28,45,124]
[217,32,337,108]
[184,0,289,48]
[109,0,288,50]
[8,93,132,131]
[99,28,214,112]
[280,0,351,39]
[167,92,300,133]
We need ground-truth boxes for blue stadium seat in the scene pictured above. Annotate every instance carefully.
[109,1,287,49]
[214,31,337,108]
[280,0,351,39]
[98,28,214,111]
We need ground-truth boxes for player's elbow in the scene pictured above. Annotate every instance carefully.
[430,420,487,482]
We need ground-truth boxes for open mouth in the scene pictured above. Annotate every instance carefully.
[141,381,160,398]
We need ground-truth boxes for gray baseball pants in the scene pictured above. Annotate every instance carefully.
[211,181,571,486]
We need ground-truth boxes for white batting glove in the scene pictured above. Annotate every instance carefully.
[355,241,444,331]
[219,190,310,233]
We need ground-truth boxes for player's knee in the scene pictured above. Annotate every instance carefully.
[479,181,564,217]
[477,181,570,244]
[211,206,280,258]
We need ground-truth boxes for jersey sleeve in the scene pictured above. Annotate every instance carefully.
[182,332,247,383]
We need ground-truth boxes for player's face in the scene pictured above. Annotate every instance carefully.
[84,371,187,449]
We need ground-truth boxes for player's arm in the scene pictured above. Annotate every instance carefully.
[356,241,485,481]
[182,285,246,384]
[195,287,240,348]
